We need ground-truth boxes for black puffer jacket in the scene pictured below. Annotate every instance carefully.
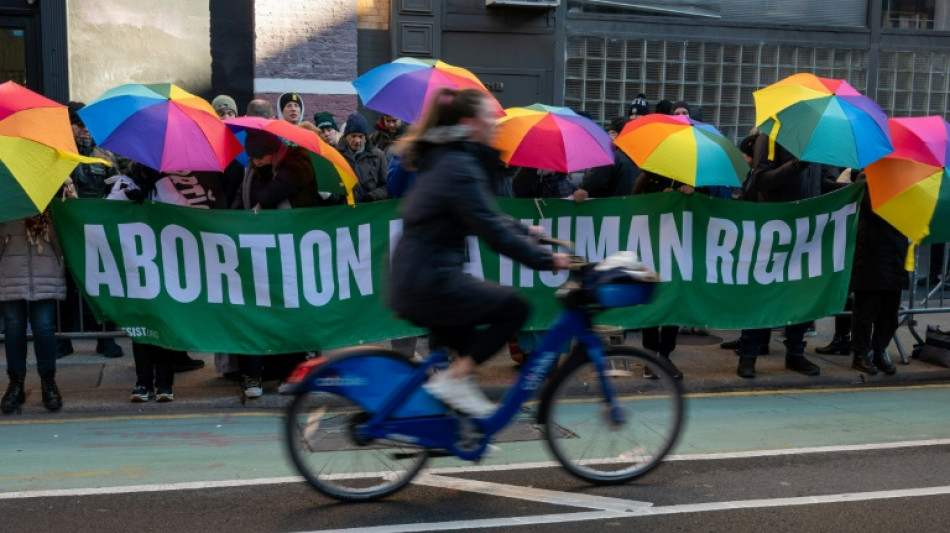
[852,186,909,291]
[389,135,554,326]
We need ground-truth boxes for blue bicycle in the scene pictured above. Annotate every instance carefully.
[282,246,685,501]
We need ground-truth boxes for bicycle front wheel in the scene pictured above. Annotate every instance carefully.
[286,391,429,502]
[541,346,684,484]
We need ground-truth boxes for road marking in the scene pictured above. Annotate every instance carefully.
[303,485,950,533]
[414,473,651,512]
[2,437,949,500]
[0,411,278,426]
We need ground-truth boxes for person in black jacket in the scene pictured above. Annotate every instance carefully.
[849,172,908,375]
[389,88,571,417]
[578,116,640,200]
[736,135,844,378]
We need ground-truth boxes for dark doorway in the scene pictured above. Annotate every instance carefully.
[0,14,40,89]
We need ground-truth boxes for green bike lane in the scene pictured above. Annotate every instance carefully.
[2,384,950,495]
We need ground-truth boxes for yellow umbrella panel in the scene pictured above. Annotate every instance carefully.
[0,136,107,222]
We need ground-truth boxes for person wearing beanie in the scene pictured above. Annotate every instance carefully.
[671,101,691,117]
[277,92,304,125]
[212,95,238,119]
[628,93,649,119]
[232,124,338,399]
[312,111,340,146]
[338,113,389,203]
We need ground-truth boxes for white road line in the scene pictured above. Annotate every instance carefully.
[414,473,651,512]
[300,485,950,533]
[0,476,303,500]
[3,437,949,500]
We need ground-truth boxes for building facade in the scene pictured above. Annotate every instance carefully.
[3,0,949,141]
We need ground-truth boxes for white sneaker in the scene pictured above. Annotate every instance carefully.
[243,376,263,399]
[423,373,495,417]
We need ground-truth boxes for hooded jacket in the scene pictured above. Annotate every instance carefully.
[388,125,554,326]
[276,92,305,125]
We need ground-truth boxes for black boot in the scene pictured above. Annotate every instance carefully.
[720,338,740,350]
[786,353,821,376]
[1,372,26,414]
[815,335,851,355]
[40,371,62,411]
[851,352,878,375]
[872,350,897,375]
[737,356,756,378]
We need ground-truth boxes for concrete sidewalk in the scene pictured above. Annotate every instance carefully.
[2,315,950,416]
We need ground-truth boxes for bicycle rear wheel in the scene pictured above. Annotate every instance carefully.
[286,391,429,501]
[541,346,684,484]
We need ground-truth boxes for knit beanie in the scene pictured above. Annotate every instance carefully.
[279,92,302,112]
[313,111,339,131]
[212,95,237,115]
[343,113,370,137]
[628,93,649,117]
[244,129,283,158]
[672,101,691,114]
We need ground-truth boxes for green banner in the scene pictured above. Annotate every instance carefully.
[49,182,865,354]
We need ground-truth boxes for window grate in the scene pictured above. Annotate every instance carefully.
[565,36,872,143]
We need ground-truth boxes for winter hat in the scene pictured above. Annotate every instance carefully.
[671,101,691,114]
[212,95,237,115]
[343,113,369,137]
[628,93,649,117]
[313,111,339,131]
[244,129,283,158]
[67,101,86,126]
[654,99,674,115]
[279,92,302,112]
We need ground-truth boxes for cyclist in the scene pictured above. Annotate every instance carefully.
[388,87,571,417]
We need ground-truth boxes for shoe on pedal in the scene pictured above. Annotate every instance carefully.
[424,373,495,418]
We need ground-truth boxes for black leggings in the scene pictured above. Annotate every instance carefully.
[429,293,530,365]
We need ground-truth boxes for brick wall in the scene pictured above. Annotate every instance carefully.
[357,0,390,30]
[253,0,360,122]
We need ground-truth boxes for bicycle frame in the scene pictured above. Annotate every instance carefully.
[346,307,618,461]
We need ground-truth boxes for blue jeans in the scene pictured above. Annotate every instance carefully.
[2,299,58,375]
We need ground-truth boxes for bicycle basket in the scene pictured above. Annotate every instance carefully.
[590,252,658,308]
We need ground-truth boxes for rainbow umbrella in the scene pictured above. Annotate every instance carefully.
[353,57,504,124]
[224,116,359,205]
[613,114,748,187]
[0,81,108,222]
[492,104,614,173]
[865,116,950,264]
[78,83,243,172]
[753,73,893,168]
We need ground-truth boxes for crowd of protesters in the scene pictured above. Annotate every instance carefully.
[0,88,913,415]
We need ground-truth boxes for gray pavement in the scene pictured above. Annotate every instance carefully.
[2,314,950,415]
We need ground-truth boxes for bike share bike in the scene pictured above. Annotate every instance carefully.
[281,244,685,501]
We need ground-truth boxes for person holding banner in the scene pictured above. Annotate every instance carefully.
[631,170,692,380]
[736,135,835,378]
[388,87,571,417]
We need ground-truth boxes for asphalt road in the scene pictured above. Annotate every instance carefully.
[3,385,950,532]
